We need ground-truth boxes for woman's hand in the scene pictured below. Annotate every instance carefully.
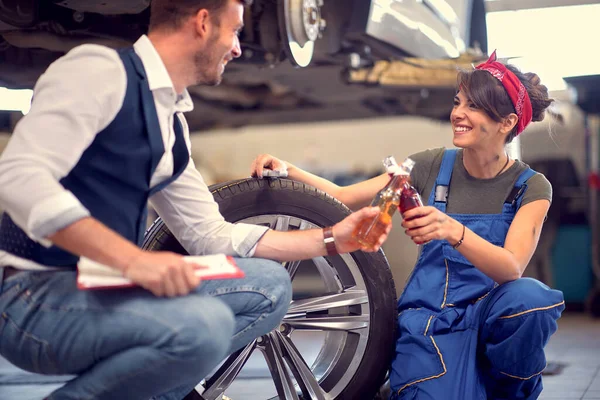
[250,154,288,178]
[401,206,462,245]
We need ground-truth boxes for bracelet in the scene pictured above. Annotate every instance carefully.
[323,226,338,256]
[452,224,466,249]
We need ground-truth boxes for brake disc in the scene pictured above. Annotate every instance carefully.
[279,0,326,67]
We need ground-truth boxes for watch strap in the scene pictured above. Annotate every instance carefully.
[323,226,337,256]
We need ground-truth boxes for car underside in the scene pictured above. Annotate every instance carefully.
[0,0,487,130]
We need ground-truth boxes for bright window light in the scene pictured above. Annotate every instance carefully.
[0,87,33,115]
[486,4,600,91]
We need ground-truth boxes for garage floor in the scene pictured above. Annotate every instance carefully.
[0,312,599,399]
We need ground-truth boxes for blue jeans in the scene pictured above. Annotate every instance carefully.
[0,257,292,400]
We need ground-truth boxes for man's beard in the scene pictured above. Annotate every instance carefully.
[193,38,222,86]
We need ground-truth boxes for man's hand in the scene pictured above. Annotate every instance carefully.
[333,206,391,253]
[250,153,288,178]
[123,251,202,297]
[46,217,202,296]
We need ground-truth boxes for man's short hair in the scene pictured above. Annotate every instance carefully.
[149,0,253,32]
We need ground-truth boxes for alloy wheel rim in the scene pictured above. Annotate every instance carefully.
[201,214,371,399]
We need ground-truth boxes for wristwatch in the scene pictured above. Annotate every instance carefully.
[323,226,337,256]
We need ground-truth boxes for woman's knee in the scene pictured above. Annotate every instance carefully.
[491,278,564,317]
[482,278,564,347]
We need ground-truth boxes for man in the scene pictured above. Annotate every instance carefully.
[0,0,388,399]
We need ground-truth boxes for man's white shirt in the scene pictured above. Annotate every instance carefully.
[0,35,268,270]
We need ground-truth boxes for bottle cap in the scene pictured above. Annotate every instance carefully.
[382,156,398,174]
[393,158,415,176]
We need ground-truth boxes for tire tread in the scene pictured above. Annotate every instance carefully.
[142,178,397,400]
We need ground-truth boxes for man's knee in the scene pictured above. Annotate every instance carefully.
[265,260,293,316]
[237,258,292,315]
[163,297,235,363]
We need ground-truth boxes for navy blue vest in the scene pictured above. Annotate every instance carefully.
[0,47,189,268]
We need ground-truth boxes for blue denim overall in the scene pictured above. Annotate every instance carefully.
[389,149,565,400]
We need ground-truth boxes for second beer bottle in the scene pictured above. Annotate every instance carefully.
[353,156,423,250]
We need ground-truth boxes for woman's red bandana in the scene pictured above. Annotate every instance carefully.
[475,51,533,135]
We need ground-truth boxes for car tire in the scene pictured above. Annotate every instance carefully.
[142,178,398,400]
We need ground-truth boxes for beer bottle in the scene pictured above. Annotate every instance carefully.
[353,156,423,250]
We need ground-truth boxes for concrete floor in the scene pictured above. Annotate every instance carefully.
[1,312,599,399]
[538,314,600,400]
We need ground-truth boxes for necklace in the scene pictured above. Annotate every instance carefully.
[495,155,510,178]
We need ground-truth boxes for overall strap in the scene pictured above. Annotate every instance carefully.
[429,149,458,213]
[504,168,536,210]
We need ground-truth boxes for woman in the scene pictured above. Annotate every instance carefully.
[250,52,565,399]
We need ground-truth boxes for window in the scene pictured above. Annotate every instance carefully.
[0,88,33,115]
[486,3,600,91]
